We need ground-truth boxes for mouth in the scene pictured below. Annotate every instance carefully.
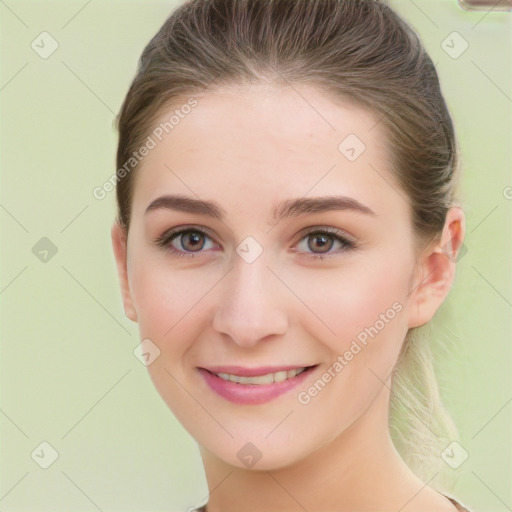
[197,365,319,405]
[205,366,312,385]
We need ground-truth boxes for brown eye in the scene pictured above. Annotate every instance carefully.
[307,233,334,254]
[295,228,355,259]
[155,227,218,258]
[179,230,206,252]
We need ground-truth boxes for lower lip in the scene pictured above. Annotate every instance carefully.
[198,366,317,405]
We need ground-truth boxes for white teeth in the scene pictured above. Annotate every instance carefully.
[215,367,307,385]
[273,370,288,383]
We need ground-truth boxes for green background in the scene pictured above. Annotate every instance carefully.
[0,1,510,511]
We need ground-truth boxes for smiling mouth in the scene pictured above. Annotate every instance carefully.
[198,365,319,405]
[203,365,318,385]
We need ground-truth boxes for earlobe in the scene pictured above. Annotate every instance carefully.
[111,220,138,322]
[408,206,465,328]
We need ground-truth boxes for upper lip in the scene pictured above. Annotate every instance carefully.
[201,365,317,377]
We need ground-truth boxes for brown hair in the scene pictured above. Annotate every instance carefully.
[115,0,461,487]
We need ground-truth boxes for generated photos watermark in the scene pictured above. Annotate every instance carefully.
[93,97,198,200]
[297,301,403,405]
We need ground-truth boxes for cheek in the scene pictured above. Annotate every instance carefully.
[291,264,410,427]
[128,259,218,420]
[340,262,411,381]
[283,256,412,348]
[129,257,217,345]
[287,255,412,416]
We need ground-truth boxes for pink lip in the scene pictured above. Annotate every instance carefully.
[198,365,318,405]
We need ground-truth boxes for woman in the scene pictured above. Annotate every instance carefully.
[112,0,472,510]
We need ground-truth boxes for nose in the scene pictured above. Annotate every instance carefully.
[212,255,289,347]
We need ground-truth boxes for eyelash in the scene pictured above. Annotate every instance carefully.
[154,226,356,260]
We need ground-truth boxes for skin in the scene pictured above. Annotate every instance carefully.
[112,83,465,512]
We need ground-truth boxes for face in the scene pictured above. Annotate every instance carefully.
[113,84,440,470]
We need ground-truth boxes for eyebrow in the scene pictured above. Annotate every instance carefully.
[144,194,375,222]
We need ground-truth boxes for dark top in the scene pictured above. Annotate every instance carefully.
[445,494,472,512]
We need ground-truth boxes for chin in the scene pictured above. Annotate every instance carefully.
[198,432,317,472]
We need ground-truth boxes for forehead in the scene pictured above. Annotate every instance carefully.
[132,84,397,217]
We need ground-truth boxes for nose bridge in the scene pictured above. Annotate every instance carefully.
[212,252,288,346]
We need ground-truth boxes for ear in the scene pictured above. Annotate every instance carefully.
[408,206,465,328]
[111,220,137,322]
